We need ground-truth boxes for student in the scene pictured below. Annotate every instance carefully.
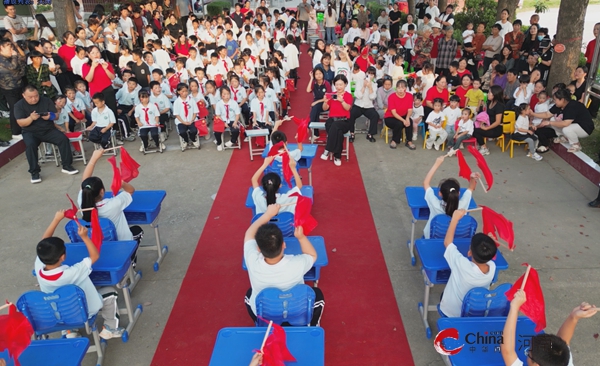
[411,93,424,141]
[443,95,462,141]
[173,83,200,150]
[425,98,448,150]
[151,69,173,100]
[185,47,203,78]
[214,86,241,151]
[502,291,597,366]
[35,210,123,339]
[422,156,478,238]
[251,155,303,214]
[116,77,140,136]
[447,108,474,156]
[283,35,300,86]
[243,204,324,326]
[251,85,275,137]
[229,75,251,129]
[152,39,171,71]
[54,95,70,134]
[130,48,151,88]
[389,54,405,86]
[87,93,115,149]
[118,46,133,71]
[143,25,158,47]
[439,208,497,317]
[74,80,92,115]
[135,89,162,151]
[465,79,484,114]
[65,86,88,132]
[512,103,543,161]
[174,57,190,84]
[149,81,172,140]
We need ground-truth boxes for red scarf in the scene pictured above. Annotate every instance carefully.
[260,101,265,120]
[222,59,229,72]
[225,104,230,120]
[143,107,150,125]
[231,87,238,101]
[183,100,189,119]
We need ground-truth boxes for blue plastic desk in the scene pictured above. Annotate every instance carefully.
[415,238,509,339]
[437,317,540,366]
[0,338,90,366]
[243,236,328,286]
[63,241,143,343]
[261,143,318,185]
[105,190,168,271]
[245,186,314,216]
[209,327,325,366]
[404,186,478,266]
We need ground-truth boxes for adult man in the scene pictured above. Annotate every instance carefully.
[119,6,136,49]
[176,0,193,30]
[505,19,524,60]
[0,36,25,139]
[314,1,325,13]
[243,204,325,326]
[230,3,245,31]
[3,4,28,43]
[357,5,368,28]
[297,0,312,42]
[14,86,79,183]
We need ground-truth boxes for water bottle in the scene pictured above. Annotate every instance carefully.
[448,83,452,92]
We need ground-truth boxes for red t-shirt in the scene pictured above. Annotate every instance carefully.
[58,44,77,72]
[585,39,596,63]
[457,69,472,79]
[175,43,190,57]
[384,92,414,118]
[82,62,115,96]
[355,55,375,72]
[425,87,450,107]
[429,34,443,59]
[455,85,472,108]
[529,93,539,110]
[328,92,353,118]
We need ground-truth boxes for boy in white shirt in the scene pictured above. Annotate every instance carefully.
[143,51,160,73]
[87,93,116,149]
[143,25,158,47]
[185,47,204,77]
[149,80,172,140]
[172,83,200,150]
[65,86,88,132]
[425,98,448,150]
[443,95,462,140]
[448,108,475,156]
[214,87,241,151]
[134,89,163,151]
[152,39,171,71]
[411,93,424,141]
[174,58,190,84]
[115,78,140,140]
[151,69,173,100]
[205,53,220,80]
[439,209,497,318]
[74,80,92,114]
[217,46,234,74]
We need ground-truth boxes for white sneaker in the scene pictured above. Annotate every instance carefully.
[320,151,329,160]
[412,135,417,141]
[204,133,211,140]
[459,143,464,149]
[531,152,543,161]
[447,148,456,157]
[160,143,166,150]
[426,144,433,150]
[311,136,320,143]
[193,139,200,148]
[434,144,440,151]
[479,147,490,156]
[213,139,218,144]
[217,144,223,151]
[99,326,124,340]
[333,158,341,166]
[467,59,475,66]
[139,145,144,152]
[225,141,233,148]
[180,139,187,151]
[243,137,250,142]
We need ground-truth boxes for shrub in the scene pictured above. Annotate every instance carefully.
[207,1,230,17]
[36,4,52,12]
[366,1,386,20]
[454,0,497,35]
[579,52,587,67]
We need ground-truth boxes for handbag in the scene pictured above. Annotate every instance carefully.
[213,116,225,133]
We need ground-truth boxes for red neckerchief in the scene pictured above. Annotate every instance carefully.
[38,268,64,281]
[225,104,230,120]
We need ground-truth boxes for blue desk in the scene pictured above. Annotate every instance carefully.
[209,327,325,366]
[261,143,318,186]
[0,338,90,366]
[243,236,328,286]
[415,238,509,339]
[63,241,143,343]
[404,186,478,266]
[245,186,314,216]
[437,317,540,366]
[105,190,168,271]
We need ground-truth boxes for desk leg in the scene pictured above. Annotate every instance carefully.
[418,269,434,339]
[407,217,416,266]
[249,136,254,161]
[126,264,142,293]
[308,166,312,186]
[138,215,169,271]
[118,282,143,343]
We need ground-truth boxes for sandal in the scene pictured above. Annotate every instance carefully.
[405,142,416,150]
[366,134,376,142]
[390,141,397,149]
[349,133,355,143]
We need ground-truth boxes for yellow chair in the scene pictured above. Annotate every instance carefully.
[506,117,529,158]
[495,111,515,152]
[381,124,406,144]
[586,98,592,108]
[423,117,447,150]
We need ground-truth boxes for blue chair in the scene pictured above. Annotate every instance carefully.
[65,217,118,243]
[16,285,106,366]
[429,214,478,239]
[264,160,297,194]
[255,284,315,327]
[251,212,295,237]
[460,283,511,317]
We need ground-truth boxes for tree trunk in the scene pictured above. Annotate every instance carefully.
[439,0,448,16]
[407,0,415,15]
[53,0,76,39]
[546,0,590,93]
[496,0,519,21]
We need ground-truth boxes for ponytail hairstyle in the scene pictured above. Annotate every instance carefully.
[262,172,281,205]
[439,178,460,216]
[81,177,105,222]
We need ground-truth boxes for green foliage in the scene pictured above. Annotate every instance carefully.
[36,4,52,12]
[366,1,386,19]
[533,0,549,13]
[454,0,497,35]
[207,1,230,16]
[580,52,588,67]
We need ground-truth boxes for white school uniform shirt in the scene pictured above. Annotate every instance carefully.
[216,33,227,47]
[188,27,202,38]
[245,42,260,58]
[230,85,247,105]
[174,67,189,83]
[173,96,199,124]
[77,190,133,241]
[71,56,88,77]
[411,105,424,121]
[513,86,532,105]
[91,106,116,128]
[287,27,302,41]
[514,115,530,135]
[439,243,496,317]
[104,27,119,53]
[56,107,70,127]
[35,256,103,318]
[346,27,361,44]
[215,99,240,123]
[158,79,174,100]
[456,118,474,135]
[161,35,173,49]
[66,97,86,115]
[119,54,133,70]
[152,49,171,71]
[250,97,273,123]
[367,30,380,45]
[134,103,160,127]
[265,87,278,107]
[218,57,234,74]
[186,56,204,76]
[265,141,302,162]
[283,44,299,70]
[532,101,549,126]
[75,39,94,48]
[144,32,159,45]
[443,106,462,129]
[423,187,473,238]
[116,88,140,106]
[244,239,314,314]
[205,63,220,79]
[150,93,172,114]
[257,38,270,61]
[206,92,221,109]
[76,91,92,110]
[274,28,287,43]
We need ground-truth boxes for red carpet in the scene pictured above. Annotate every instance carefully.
[151,47,414,365]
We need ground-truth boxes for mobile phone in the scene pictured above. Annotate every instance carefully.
[39,112,49,117]
[326,93,337,100]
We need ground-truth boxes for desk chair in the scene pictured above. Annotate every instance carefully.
[223,126,242,150]
[507,116,529,158]
[429,214,478,239]
[93,130,118,156]
[65,218,118,243]
[16,285,106,366]
[251,212,295,237]
[461,283,511,317]
[255,284,315,327]
[38,142,60,167]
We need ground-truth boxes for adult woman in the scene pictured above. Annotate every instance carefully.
[388,3,401,40]
[313,39,326,68]
[174,34,190,57]
[569,66,588,103]
[424,75,450,116]
[473,85,505,155]
[411,26,433,71]
[456,57,471,79]
[520,23,539,58]
[384,80,415,149]
[377,10,389,30]
[308,67,330,140]
[455,74,473,108]
[350,66,379,142]
[166,13,183,43]
[57,31,78,84]
[482,24,503,73]
[320,74,353,166]
[82,46,117,118]
[400,14,415,37]
[34,14,57,44]
[0,37,25,137]
[499,45,515,71]
[376,76,395,120]
[325,4,337,43]
[91,4,106,26]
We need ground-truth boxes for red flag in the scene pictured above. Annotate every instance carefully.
[467,145,494,191]
[120,147,140,183]
[290,193,318,235]
[456,150,472,181]
[296,116,310,142]
[260,322,296,366]
[64,194,80,223]
[281,153,293,188]
[107,156,121,196]
[0,303,34,366]
[481,206,515,250]
[90,208,103,251]
[505,264,546,332]
[267,141,285,157]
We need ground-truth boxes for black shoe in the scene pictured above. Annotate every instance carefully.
[349,133,355,143]
[405,142,416,150]
[0,141,9,147]
[30,173,42,184]
[61,166,79,175]
[366,134,376,143]
[588,199,600,208]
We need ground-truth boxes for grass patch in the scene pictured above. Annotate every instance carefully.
[580,116,600,160]
[520,0,600,12]
[0,118,12,142]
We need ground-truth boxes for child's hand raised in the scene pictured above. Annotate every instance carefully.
[452,208,466,221]
[511,289,527,308]
[265,203,281,217]
[294,225,305,239]
[288,157,297,168]
[92,148,104,160]
[571,302,599,320]
[263,155,276,166]
[77,222,89,238]
[435,155,445,164]
[470,172,481,180]
[54,209,66,221]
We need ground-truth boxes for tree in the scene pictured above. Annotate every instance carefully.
[53,0,77,39]
[546,0,590,93]
[408,0,415,16]
[496,0,519,21]
[439,0,448,16]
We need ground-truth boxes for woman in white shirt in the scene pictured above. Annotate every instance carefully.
[251,154,303,215]
[34,14,57,43]
[312,39,326,68]
[324,4,337,44]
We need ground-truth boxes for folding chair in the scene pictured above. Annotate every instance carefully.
[93,130,118,156]
[246,128,270,160]
[429,214,478,239]
[222,126,242,150]
[497,111,515,153]
[65,217,118,243]
[16,285,106,366]
[251,212,295,237]
[255,284,316,327]
[65,132,87,165]
[38,142,60,167]
[460,283,511,317]
[138,128,164,155]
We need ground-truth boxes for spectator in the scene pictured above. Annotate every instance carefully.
[537,30,553,82]
[297,0,312,42]
[524,13,541,38]
[520,24,540,59]
[435,26,457,77]
[57,31,79,85]
[25,51,58,100]
[349,66,379,142]
[495,8,513,38]
[411,26,433,72]
[388,3,402,40]
[377,10,389,31]
[428,22,443,71]
[499,45,515,72]
[33,14,57,44]
[504,19,524,60]
[376,75,395,120]
[455,74,473,108]
[519,53,539,76]
[504,68,519,106]
[424,75,450,120]
[482,24,503,73]
[456,58,472,79]
[425,0,440,24]
[400,14,416,37]
[469,22,487,78]
[82,46,119,120]
[569,66,588,103]
[324,4,337,44]
[435,5,454,32]
[384,79,415,150]
[415,0,428,29]
[357,5,368,28]
[2,4,28,43]
[0,36,26,138]
[320,74,354,166]
[473,85,505,155]
[585,22,600,68]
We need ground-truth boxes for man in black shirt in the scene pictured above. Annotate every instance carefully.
[230,3,244,31]
[130,48,151,88]
[14,86,79,183]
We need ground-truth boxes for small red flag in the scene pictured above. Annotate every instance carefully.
[481,206,515,250]
[267,141,285,157]
[467,145,494,191]
[120,147,140,183]
[281,153,293,188]
[296,116,310,142]
[0,303,34,366]
[90,208,103,251]
[107,156,121,196]
[456,150,472,181]
[260,322,296,366]
[64,194,80,223]
[290,193,318,235]
[505,264,546,332]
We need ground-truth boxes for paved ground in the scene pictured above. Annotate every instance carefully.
[1,119,599,365]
